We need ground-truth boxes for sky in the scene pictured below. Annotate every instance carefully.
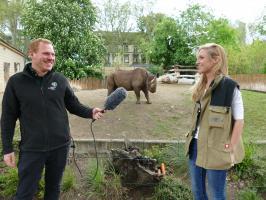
[153,0,265,24]
[93,0,265,24]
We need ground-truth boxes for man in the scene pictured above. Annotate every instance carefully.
[1,38,104,199]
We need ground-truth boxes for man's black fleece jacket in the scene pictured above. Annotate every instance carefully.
[1,63,93,154]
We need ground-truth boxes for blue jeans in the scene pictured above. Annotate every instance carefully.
[188,138,227,200]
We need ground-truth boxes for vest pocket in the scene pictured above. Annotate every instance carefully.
[208,106,231,149]
[209,106,228,128]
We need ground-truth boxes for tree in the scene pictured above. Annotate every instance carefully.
[96,0,133,32]
[178,4,239,49]
[249,10,266,40]
[137,13,167,63]
[137,13,166,38]
[22,0,106,79]
[178,4,213,48]
[0,0,25,49]
[204,18,239,47]
[149,17,195,68]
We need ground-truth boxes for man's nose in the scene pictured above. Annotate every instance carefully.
[48,54,55,60]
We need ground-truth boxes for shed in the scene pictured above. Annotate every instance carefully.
[0,38,25,93]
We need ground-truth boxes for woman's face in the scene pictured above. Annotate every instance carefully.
[196,49,216,75]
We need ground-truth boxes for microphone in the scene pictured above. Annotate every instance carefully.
[92,87,127,122]
[104,87,127,110]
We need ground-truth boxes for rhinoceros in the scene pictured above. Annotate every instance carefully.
[107,68,157,104]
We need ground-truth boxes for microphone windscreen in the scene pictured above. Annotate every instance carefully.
[104,87,127,110]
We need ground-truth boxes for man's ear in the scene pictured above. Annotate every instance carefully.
[28,51,33,59]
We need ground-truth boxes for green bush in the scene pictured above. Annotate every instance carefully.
[143,144,188,176]
[232,143,266,194]
[262,63,266,74]
[37,175,45,199]
[154,176,192,200]
[237,188,263,200]
[85,159,126,200]
[0,168,18,197]
[62,165,76,192]
[86,160,105,196]
[233,143,256,179]
[147,65,164,76]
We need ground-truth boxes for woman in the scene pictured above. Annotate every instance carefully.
[185,43,245,200]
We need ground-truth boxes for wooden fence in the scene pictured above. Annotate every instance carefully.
[230,74,266,92]
[69,74,266,92]
[69,77,107,90]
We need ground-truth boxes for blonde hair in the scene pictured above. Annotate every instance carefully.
[192,43,228,102]
[28,38,53,55]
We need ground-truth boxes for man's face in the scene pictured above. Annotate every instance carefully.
[29,42,55,73]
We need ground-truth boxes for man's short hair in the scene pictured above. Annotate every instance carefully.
[28,38,53,55]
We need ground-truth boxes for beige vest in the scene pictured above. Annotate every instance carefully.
[185,75,245,170]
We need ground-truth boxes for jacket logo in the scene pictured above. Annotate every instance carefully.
[48,82,58,90]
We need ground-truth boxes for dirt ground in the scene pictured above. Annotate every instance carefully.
[0,83,193,140]
[69,83,193,140]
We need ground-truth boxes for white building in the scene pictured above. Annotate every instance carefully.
[0,38,25,93]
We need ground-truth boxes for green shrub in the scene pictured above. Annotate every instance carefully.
[252,157,266,193]
[143,144,188,176]
[233,143,256,179]
[0,168,18,197]
[85,159,126,200]
[237,188,263,200]
[61,165,76,192]
[263,63,266,74]
[147,65,164,76]
[86,160,105,195]
[232,143,266,194]
[154,176,192,200]
[37,175,45,199]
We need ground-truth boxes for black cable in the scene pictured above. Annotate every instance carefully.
[70,136,82,176]
[90,120,99,180]
[70,120,99,180]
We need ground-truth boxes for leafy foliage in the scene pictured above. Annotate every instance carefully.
[228,40,266,74]
[147,65,164,76]
[85,159,127,199]
[149,17,195,68]
[154,176,192,200]
[237,189,263,200]
[0,168,18,197]
[22,0,106,79]
[0,0,25,50]
[232,143,266,194]
[61,166,76,192]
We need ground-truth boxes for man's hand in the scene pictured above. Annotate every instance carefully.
[4,152,16,168]
[92,108,104,120]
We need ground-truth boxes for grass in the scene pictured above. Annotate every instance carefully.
[241,90,266,142]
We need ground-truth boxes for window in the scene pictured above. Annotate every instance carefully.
[133,54,139,64]
[14,62,20,72]
[124,44,129,52]
[124,54,129,63]
[4,62,10,83]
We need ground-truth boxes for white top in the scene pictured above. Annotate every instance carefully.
[194,88,244,139]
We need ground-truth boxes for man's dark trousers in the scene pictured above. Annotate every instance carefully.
[15,145,69,200]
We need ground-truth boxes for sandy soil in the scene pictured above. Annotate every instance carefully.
[69,83,193,140]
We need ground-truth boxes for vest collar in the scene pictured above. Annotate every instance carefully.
[202,74,224,101]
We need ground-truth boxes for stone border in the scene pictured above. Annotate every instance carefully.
[72,139,266,154]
